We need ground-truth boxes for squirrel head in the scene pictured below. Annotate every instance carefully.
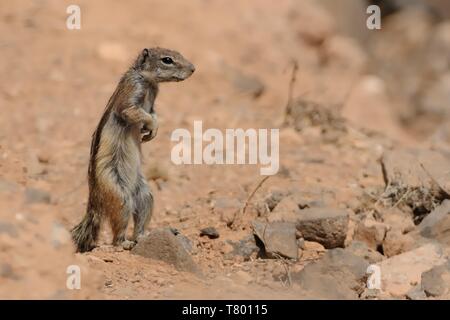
[134,47,195,82]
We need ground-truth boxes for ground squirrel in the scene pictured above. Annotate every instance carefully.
[71,47,195,252]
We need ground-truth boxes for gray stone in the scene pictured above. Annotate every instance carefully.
[268,196,300,220]
[295,208,349,249]
[264,189,290,211]
[378,243,446,297]
[0,222,18,237]
[419,200,450,246]
[200,227,219,239]
[346,240,384,263]
[25,188,51,204]
[175,234,193,253]
[382,229,415,257]
[406,285,427,300]
[252,221,298,259]
[269,199,349,249]
[354,213,388,250]
[291,248,369,299]
[132,228,200,274]
[421,260,450,297]
[381,207,415,234]
[225,235,260,261]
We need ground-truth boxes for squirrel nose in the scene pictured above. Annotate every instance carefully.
[189,64,195,73]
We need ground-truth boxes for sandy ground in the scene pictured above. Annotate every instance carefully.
[1,0,449,299]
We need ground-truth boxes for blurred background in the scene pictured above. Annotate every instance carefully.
[0,0,449,299]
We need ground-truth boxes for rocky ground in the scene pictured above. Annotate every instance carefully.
[1,0,450,299]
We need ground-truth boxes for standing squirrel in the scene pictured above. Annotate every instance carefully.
[71,47,195,252]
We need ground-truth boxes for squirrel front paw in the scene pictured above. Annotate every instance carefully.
[141,126,158,142]
[141,114,158,142]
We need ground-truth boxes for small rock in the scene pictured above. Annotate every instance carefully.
[200,227,219,239]
[406,285,427,300]
[269,194,348,249]
[177,235,193,253]
[104,279,113,287]
[382,229,415,257]
[268,196,301,221]
[131,228,200,274]
[263,189,290,211]
[378,243,446,298]
[37,153,50,164]
[25,188,51,204]
[295,208,349,249]
[252,221,298,259]
[169,228,193,253]
[421,260,450,297]
[303,240,326,252]
[224,235,260,261]
[346,240,384,263]
[354,213,388,250]
[291,248,369,299]
[0,222,18,237]
[419,200,450,246]
[381,207,415,234]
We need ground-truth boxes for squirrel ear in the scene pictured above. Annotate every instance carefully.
[137,48,149,65]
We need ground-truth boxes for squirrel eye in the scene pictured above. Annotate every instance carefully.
[161,57,174,65]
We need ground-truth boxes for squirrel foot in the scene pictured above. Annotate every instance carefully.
[121,240,136,250]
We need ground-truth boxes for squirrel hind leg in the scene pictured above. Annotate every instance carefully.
[110,207,131,247]
[109,193,133,248]
[132,180,154,241]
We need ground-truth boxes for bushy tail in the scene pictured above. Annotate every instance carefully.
[71,209,101,253]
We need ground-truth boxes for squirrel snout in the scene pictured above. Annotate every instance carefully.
[188,64,195,74]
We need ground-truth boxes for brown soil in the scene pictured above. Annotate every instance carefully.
[1,0,449,299]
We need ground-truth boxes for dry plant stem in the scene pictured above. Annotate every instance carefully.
[272,252,293,287]
[230,175,271,229]
[242,175,271,216]
[392,188,412,208]
[283,60,299,125]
